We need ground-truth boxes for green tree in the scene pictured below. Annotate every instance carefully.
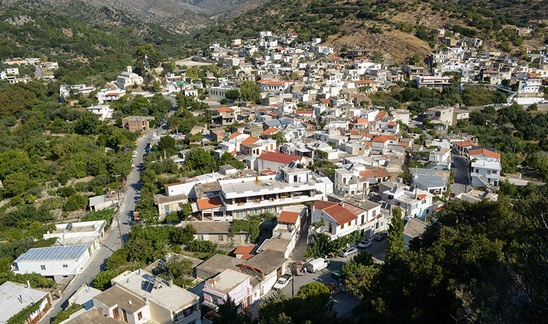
[213,296,253,324]
[225,89,240,101]
[74,111,101,135]
[240,80,261,102]
[385,207,404,261]
[171,224,197,244]
[92,270,117,290]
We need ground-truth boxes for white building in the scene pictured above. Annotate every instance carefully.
[0,281,52,324]
[469,148,501,188]
[110,269,201,324]
[43,221,106,250]
[381,184,435,218]
[116,66,144,90]
[13,244,92,282]
[87,104,113,121]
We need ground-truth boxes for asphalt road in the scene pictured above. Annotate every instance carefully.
[35,65,44,79]
[40,101,176,323]
[451,154,469,195]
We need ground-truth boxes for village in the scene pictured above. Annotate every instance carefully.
[2,28,547,324]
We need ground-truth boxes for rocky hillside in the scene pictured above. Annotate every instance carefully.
[10,0,271,33]
[186,0,548,65]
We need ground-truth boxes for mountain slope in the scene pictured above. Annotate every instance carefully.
[185,0,547,64]
[16,0,272,33]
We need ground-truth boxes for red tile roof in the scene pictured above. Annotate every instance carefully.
[356,119,368,124]
[197,196,223,210]
[468,148,500,159]
[258,152,302,164]
[455,141,478,148]
[230,132,243,139]
[261,128,279,136]
[278,211,300,224]
[258,80,284,86]
[319,98,331,104]
[417,194,427,200]
[233,246,254,255]
[217,107,235,113]
[296,111,313,114]
[313,201,358,225]
[372,135,399,143]
[240,137,260,146]
[377,111,387,118]
[241,254,254,260]
[355,80,377,84]
[388,121,397,126]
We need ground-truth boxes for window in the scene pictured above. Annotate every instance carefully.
[63,264,68,268]
[138,312,143,320]
[113,308,119,319]
[341,222,345,229]
[361,215,365,224]
[372,210,376,217]
[40,265,46,270]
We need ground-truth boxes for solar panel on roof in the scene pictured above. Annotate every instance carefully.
[15,244,90,262]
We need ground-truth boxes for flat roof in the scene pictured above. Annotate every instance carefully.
[16,244,90,262]
[63,308,123,324]
[94,286,147,313]
[221,178,314,195]
[207,269,250,294]
[112,269,199,313]
[0,282,49,323]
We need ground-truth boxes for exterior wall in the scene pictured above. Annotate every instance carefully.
[203,278,252,313]
[148,301,173,324]
[15,250,91,280]
[194,233,249,245]
[312,209,358,240]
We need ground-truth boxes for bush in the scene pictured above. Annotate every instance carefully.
[74,182,86,192]
[52,304,83,324]
[92,270,117,290]
[64,194,88,211]
[187,240,217,252]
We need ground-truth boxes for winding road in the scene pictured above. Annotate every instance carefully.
[39,95,177,323]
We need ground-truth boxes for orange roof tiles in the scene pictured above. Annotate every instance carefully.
[319,98,331,104]
[217,107,235,113]
[197,196,223,210]
[278,211,300,224]
[258,152,301,164]
[468,148,500,159]
[372,135,399,143]
[355,80,376,84]
[388,121,397,126]
[230,132,243,139]
[377,111,387,118]
[241,254,254,260]
[261,128,279,136]
[233,246,254,255]
[417,194,427,200]
[313,201,358,225]
[296,111,313,114]
[455,141,478,148]
[240,137,260,146]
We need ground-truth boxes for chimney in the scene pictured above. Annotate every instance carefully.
[341,202,344,208]
[26,280,30,288]
[169,277,173,287]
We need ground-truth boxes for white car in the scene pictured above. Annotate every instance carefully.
[273,274,292,290]
[358,239,372,249]
[339,247,358,257]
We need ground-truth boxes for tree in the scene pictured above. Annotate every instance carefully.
[413,52,421,64]
[225,89,240,101]
[171,224,196,244]
[385,207,404,261]
[92,270,117,290]
[184,147,216,174]
[220,98,229,105]
[158,136,176,154]
[213,296,253,324]
[74,111,101,135]
[240,80,261,102]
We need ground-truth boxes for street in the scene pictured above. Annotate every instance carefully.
[451,154,469,195]
[39,98,176,323]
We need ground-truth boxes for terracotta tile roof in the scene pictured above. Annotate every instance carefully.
[313,201,358,225]
[230,132,243,139]
[372,135,399,143]
[355,80,377,84]
[258,80,284,86]
[388,121,397,126]
[258,152,301,164]
[240,137,260,146]
[356,119,368,124]
[362,133,373,138]
[365,142,372,146]
[231,150,237,156]
[377,111,387,118]
[397,142,408,148]
[259,169,278,176]
[197,195,223,210]
[233,246,254,254]
[268,113,278,117]
[468,148,500,159]
[241,254,254,260]
[319,98,331,104]
[217,107,235,113]
[455,141,478,148]
[372,169,391,178]
[349,130,360,135]
[261,128,279,136]
[417,194,427,200]
[278,211,299,224]
[296,111,313,114]
[271,104,280,108]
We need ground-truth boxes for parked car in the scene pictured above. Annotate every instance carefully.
[374,232,388,241]
[340,247,358,257]
[358,239,372,249]
[273,274,292,290]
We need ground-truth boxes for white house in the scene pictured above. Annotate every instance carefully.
[381,184,435,219]
[469,148,501,188]
[87,104,113,121]
[0,282,52,324]
[13,244,92,282]
[428,147,452,164]
[116,66,144,90]
[43,221,106,251]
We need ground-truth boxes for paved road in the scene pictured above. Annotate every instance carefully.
[451,154,469,195]
[35,65,44,79]
[40,104,176,323]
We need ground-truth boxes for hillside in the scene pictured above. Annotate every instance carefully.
[186,0,548,65]
[10,0,271,33]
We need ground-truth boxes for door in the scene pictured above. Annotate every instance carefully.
[122,309,128,322]
[328,222,333,234]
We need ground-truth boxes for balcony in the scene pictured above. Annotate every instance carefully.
[225,193,324,211]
